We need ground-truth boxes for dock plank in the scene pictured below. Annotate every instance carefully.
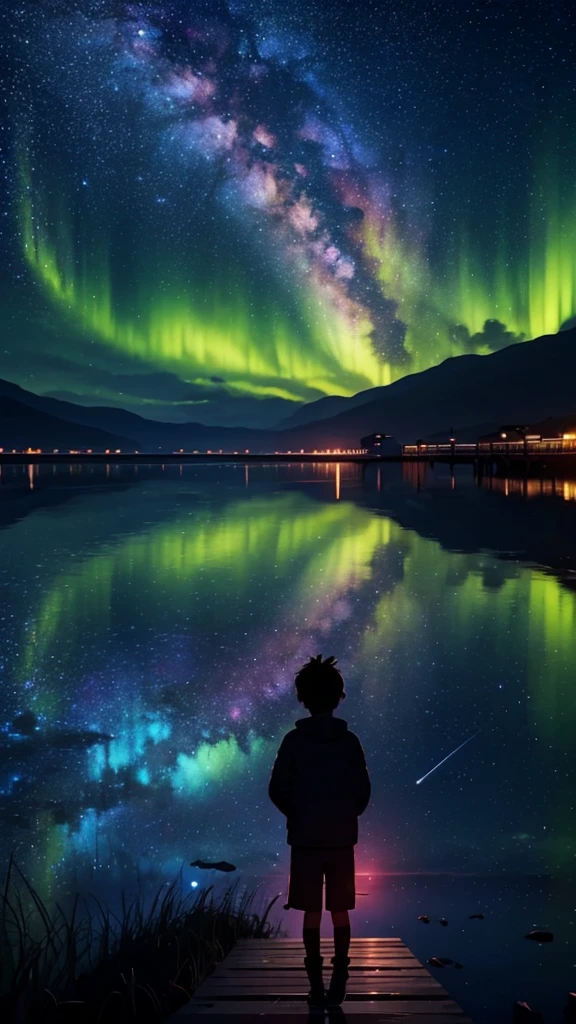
[197,978,443,989]
[172,938,473,1022]
[214,969,429,977]
[176,1006,471,1021]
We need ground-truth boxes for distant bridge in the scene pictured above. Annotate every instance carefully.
[402,437,576,462]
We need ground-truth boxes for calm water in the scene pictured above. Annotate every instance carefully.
[1,461,575,1022]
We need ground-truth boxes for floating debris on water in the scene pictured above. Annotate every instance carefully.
[513,1001,544,1022]
[190,860,237,872]
[427,957,463,970]
[564,992,576,1021]
[525,929,553,943]
[418,915,430,924]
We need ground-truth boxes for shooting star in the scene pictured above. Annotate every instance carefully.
[416,730,481,785]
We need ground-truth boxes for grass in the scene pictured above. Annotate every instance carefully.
[1,854,282,1023]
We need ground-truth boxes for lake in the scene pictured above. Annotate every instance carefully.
[0,460,574,1022]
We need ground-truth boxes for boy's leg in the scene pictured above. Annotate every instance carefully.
[288,849,325,1005]
[303,910,322,957]
[327,908,351,1004]
[331,909,351,959]
[303,909,323,1005]
[325,849,355,1005]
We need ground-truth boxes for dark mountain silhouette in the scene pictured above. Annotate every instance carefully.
[0,378,271,451]
[0,396,135,451]
[2,325,576,450]
[0,378,226,449]
[279,391,367,428]
[278,362,463,430]
[528,413,576,437]
[280,326,576,446]
[440,413,576,445]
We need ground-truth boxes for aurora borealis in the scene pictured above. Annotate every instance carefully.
[1,461,575,887]
[2,459,576,1019]
[2,0,576,425]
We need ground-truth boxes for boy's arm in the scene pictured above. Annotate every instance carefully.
[268,736,295,817]
[351,736,371,815]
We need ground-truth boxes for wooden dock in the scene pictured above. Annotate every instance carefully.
[173,937,473,1022]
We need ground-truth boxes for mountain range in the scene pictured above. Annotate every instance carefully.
[0,380,270,452]
[279,325,576,445]
[2,325,576,451]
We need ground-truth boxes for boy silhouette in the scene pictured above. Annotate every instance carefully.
[269,655,371,1006]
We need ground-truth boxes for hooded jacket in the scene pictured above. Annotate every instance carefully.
[268,714,371,847]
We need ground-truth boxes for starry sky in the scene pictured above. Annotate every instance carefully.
[2,0,576,426]
[1,461,574,891]
[1,462,575,1020]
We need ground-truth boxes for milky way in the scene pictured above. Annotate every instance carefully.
[3,1,576,423]
[1,462,575,896]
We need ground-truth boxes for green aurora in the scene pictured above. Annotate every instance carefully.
[18,141,576,414]
[5,472,574,891]
[6,0,576,422]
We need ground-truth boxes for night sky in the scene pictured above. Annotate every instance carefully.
[1,461,575,1024]
[2,0,576,425]
[1,461,574,890]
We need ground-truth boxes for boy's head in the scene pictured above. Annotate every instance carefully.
[295,654,345,715]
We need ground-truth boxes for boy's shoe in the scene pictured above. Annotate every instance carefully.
[304,955,325,1006]
[325,955,350,1006]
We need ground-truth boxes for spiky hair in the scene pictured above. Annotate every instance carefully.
[294,654,345,713]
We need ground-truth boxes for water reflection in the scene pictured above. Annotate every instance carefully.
[1,474,395,893]
[484,473,576,500]
[401,458,576,502]
[0,462,575,1020]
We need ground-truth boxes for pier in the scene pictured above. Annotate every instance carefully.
[402,436,576,464]
[173,937,472,1022]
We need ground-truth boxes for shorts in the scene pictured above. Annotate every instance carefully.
[287,846,355,912]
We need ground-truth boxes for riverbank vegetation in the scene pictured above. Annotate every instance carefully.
[1,856,281,1022]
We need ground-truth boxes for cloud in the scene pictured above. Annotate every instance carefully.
[449,318,525,353]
